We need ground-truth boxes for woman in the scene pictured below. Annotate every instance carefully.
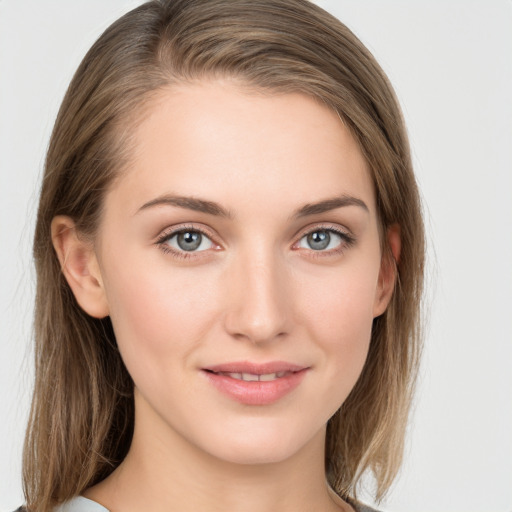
[19,0,424,511]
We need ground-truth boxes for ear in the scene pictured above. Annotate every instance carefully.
[373,224,401,318]
[51,215,109,319]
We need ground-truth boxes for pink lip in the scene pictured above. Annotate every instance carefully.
[202,361,309,406]
[204,361,306,374]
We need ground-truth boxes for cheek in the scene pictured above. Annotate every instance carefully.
[102,257,220,373]
[302,256,378,338]
[299,259,380,391]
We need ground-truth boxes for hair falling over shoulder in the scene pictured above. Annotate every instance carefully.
[23,1,425,510]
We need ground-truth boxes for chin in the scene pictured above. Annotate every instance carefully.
[196,419,324,467]
[211,443,301,466]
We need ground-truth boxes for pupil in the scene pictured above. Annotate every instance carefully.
[177,231,202,251]
[307,230,330,250]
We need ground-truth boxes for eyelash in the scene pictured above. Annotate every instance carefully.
[294,225,356,258]
[155,224,356,260]
[155,224,217,260]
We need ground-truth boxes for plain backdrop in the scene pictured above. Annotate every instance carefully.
[1,1,511,511]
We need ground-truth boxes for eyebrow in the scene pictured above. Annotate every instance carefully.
[137,195,233,218]
[293,195,369,218]
[136,193,368,218]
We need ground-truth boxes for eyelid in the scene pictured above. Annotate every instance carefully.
[292,223,356,253]
[294,222,354,240]
[154,222,355,260]
[155,224,222,258]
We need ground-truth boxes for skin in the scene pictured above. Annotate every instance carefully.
[52,81,399,512]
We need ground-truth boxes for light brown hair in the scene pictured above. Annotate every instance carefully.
[23,1,424,510]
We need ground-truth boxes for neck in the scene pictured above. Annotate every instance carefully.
[85,390,349,512]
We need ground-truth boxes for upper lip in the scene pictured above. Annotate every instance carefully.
[203,361,308,375]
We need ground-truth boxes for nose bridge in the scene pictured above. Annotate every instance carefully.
[224,242,290,344]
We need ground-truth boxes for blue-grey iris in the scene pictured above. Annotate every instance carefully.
[177,231,202,251]
[307,230,330,250]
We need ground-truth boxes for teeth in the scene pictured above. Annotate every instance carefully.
[242,372,259,381]
[259,373,277,381]
[217,371,289,381]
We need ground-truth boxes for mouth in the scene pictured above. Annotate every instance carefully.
[205,370,294,382]
[202,362,309,405]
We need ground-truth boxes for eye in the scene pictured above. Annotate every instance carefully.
[296,228,353,252]
[159,228,215,253]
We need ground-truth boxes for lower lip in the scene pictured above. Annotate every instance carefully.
[203,369,308,405]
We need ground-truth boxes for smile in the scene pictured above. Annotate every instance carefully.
[211,371,291,382]
[202,362,309,405]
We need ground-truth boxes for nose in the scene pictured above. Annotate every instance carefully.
[223,248,291,344]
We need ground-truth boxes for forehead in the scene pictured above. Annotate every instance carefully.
[108,81,376,218]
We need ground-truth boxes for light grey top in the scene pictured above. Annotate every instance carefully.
[52,495,380,512]
[54,496,109,512]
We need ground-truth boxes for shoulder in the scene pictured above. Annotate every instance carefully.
[13,496,110,512]
[54,497,110,512]
[14,499,382,512]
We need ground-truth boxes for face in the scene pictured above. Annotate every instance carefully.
[87,81,393,465]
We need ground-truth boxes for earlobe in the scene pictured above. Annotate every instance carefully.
[51,215,109,319]
[373,224,401,318]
